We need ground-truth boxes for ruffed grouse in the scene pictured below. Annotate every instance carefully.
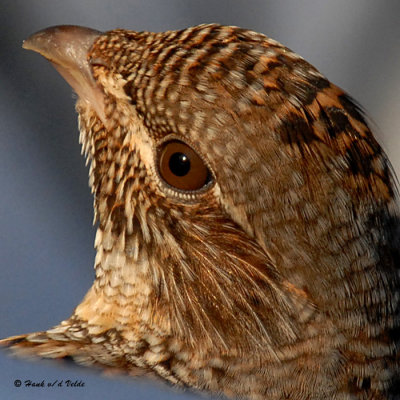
[1,24,399,399]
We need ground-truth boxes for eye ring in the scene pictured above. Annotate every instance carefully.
[157,140,212,192]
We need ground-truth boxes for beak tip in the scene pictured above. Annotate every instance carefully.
[22,26,60,55]
[22,39,33,51]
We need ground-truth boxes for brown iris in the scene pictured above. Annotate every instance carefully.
[158,141,211,191]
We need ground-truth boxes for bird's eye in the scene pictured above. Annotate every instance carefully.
[158,141,212,191]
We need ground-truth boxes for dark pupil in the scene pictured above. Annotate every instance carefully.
[169,152,191,177]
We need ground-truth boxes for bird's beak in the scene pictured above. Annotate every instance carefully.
[23,25,106,121]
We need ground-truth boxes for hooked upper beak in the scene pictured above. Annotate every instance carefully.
[23,25,106,121]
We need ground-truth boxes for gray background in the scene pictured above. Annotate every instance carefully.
[1,1,399,399]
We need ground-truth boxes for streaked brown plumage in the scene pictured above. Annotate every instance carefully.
[1,24,399,399]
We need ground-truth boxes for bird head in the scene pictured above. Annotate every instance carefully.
[9,24,399,397]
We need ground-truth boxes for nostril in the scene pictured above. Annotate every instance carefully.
[90,57,111,68]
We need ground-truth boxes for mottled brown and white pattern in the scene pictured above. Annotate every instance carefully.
[1,24,399,399]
